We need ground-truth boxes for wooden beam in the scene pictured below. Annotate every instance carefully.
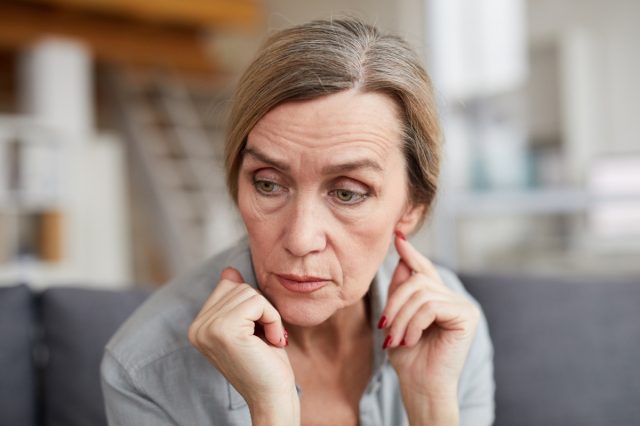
[0,3,220,73]
[19,0,263,29]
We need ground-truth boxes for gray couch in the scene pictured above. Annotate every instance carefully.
[1,273,639,425]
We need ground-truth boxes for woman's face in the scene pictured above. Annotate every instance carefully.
[238,90,422,326]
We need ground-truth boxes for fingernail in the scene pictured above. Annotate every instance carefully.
[283,328,288,346]
[383,335,392,350]
[400,338,406,346]
[395,230,406,241]
[377,315,387,329]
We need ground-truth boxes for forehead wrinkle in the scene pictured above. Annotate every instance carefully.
[252,100,402,150]
[251,119,398,162]
[273,116,401,149]
[246,90,405,177]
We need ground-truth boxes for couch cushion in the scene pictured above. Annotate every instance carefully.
[461,273,640,426]
[40,286,150,426]
[0,284,36,426]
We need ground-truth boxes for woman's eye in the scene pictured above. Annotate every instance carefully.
[254,180,282,194]
[330,189,368,205]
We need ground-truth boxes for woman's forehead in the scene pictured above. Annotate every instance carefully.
[246,90,404,170]
[254,90,402,135]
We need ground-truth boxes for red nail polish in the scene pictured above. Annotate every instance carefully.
[283,328,288,346]
[383,335,392,349]
[400,338,406,346]
[283,328,288,339]
[395,230,406,241]
[377,315,387,329]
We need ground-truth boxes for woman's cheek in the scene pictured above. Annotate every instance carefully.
[241,190,286,223]
[333,198,392,237]
[335,205,393,265]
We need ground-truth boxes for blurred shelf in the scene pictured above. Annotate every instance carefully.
[28,0,262,28]
[0,1,261,74]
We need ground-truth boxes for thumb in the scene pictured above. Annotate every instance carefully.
[220,267,245,284]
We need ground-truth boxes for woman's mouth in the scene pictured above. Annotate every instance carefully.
[275,274,330,293]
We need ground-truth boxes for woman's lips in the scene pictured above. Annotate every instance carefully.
[275,274,330,293]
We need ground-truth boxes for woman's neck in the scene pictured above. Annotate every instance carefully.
[284,296,371,356]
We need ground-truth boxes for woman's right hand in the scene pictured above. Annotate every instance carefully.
[188,267,299,424]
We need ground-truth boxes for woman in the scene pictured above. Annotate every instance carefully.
[102,19,494,425]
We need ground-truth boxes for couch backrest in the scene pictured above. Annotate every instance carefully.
[0,284,36,426]
[462,273,640,426]
[39,286,150,426]
[0,284,150,426]
[4,275,640,426]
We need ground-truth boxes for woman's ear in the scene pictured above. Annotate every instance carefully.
[395,203,425,237]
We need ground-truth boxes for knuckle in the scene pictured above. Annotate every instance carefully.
[207,317,226,336]
[246,293,262,304]
[419,300,440,321]
[187,323,199,345]
[423,299,439,312]
[404,321,418,338]
[238,285,257,297]
[389,319,403,336]
[415,287,431,300]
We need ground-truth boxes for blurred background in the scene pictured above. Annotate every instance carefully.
[0,0,639,290]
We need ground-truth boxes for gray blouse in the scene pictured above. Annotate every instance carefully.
[101,237,495,425]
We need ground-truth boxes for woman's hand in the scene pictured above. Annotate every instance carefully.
[380,233,481,425]
[188,267,299,425]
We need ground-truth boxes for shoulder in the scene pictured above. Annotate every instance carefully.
[103,238,253,373]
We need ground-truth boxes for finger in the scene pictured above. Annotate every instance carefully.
[194,283,265,338]
[387,258,412,297]
[212,284,262,316]
[387,292,455,348]
[394,233,438,277]
[383,273,440,325]
[230,294,287,347]
[190,284,252,344]
[196,267,247,318]
[403,300,480,347]
[378,258,411,329]
[221,266,244,284]
[382,268,451,329]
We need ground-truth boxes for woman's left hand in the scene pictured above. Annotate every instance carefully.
[380,232,481,424]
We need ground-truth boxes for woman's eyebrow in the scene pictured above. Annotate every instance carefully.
[243,147,290,171]
[321,159,383,175]
[243,146,383,175]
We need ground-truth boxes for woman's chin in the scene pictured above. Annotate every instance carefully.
[277,302,335,327]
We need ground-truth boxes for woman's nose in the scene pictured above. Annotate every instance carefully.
[283,198,327,257]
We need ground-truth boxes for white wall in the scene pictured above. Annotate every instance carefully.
[529,0,640,158]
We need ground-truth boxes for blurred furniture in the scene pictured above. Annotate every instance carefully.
[460,272,640,425]
[0,284,150,426]
[0,0,262,73]
[1,273,639,425]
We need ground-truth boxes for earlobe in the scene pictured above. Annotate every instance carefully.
[395,203,425,237]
